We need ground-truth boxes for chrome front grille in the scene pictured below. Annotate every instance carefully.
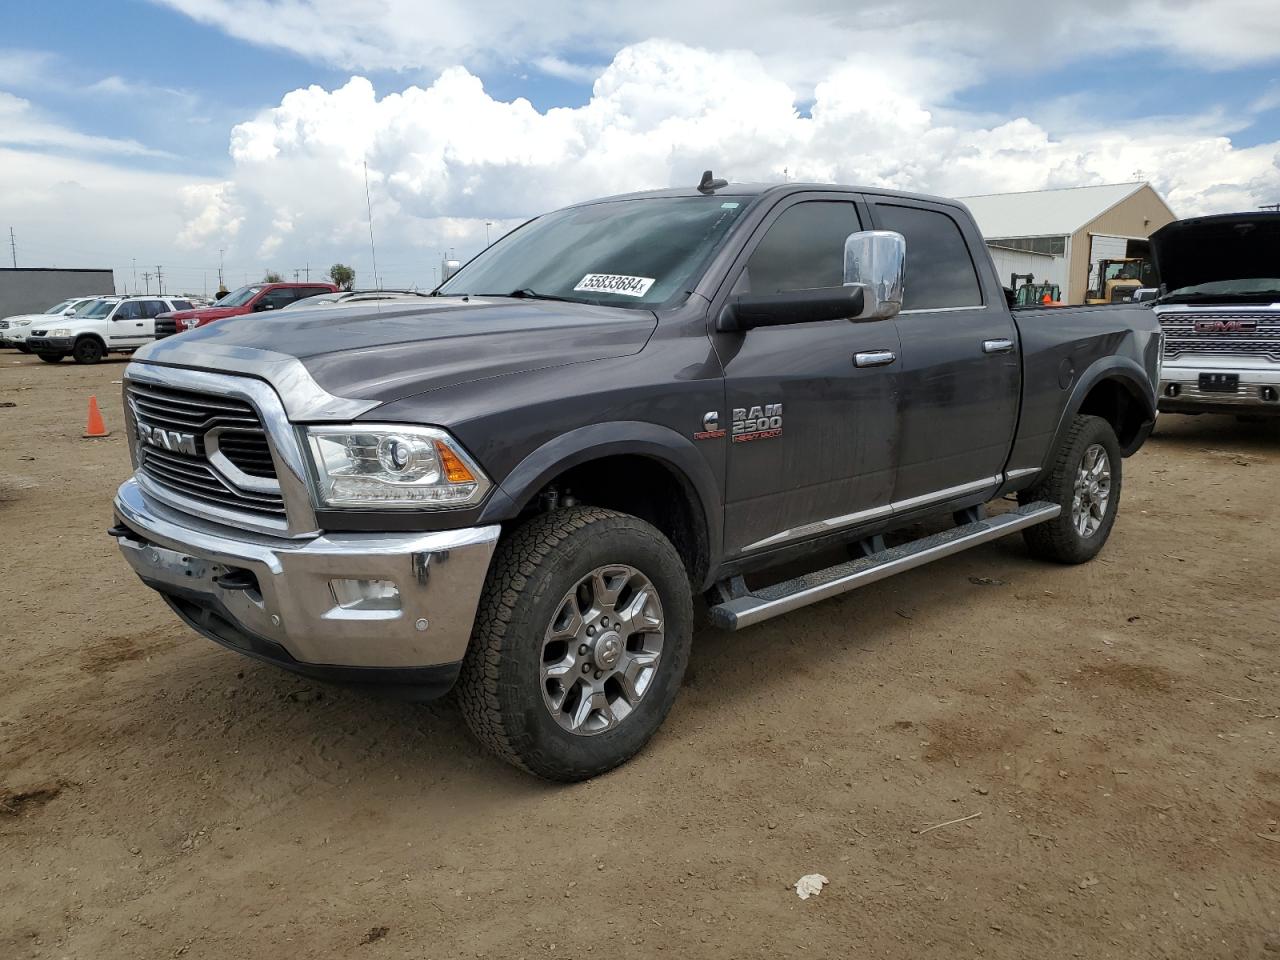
[1159,312,1280,363]
[126,380,286,521]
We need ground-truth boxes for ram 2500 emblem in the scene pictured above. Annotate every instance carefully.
[732,403,783,443]
[135,417,198,457]
[1194,319,1257,333]
[693,411,726,441]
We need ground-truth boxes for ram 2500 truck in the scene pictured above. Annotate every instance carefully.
[111,179,1160,781]
[1151,212,1280,418]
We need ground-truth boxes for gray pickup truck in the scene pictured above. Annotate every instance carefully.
[112,177,1160,780]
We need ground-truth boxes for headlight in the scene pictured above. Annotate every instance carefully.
[50,328,71,337]
[305,425,490,509]
[182,318,200,329]
[16,318,32,327]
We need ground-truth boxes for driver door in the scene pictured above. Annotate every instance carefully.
[712,194,902,557]
[107,300,148,349]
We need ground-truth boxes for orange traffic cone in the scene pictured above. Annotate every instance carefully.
[83,396,110,438]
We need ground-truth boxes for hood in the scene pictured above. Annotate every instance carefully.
[1,313,52,325]
[166,305,246,321]
[136,297,658,406]
[1151,212,1280,293]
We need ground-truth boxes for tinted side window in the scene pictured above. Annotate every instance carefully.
[302,286,331,298]
[141,300,167,317]
[171,300,193,311]
[743,201,860,295]
[259,287,297,310]
[115,301,143,320]
[874,204,982,310]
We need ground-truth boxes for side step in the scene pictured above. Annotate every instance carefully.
[708,501,1061,631]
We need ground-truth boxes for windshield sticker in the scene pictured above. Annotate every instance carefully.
[721,202,740,209]
[574,274,656,298]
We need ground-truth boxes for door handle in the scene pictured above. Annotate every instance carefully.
[983,338,1014,354]
[854,350,897,368]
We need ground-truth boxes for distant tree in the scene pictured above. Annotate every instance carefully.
[263,271,283,283]
[329,263,355,291]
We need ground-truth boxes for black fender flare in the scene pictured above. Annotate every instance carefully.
[1045,356,1156,467]
[477,420,723,577]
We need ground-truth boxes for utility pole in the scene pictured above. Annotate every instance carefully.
[485,221,493,246]
[142,271,152,294]
[217,248,225,291]
[8,227,15,268]
[305,262,310,281]
[293,269,300,281]
[155,265,164,295]
[132,258,138,292]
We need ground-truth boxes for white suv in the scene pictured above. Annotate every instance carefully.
[0,296,104,353]
[26,295,193,365]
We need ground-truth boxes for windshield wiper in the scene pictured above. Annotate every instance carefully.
[496,288,579,303]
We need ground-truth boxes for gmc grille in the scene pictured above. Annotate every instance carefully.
[1159,312,1280,363]
[154,317,177,339]
[126,380,286,520]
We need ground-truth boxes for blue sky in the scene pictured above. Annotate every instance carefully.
[1,0,1276,294]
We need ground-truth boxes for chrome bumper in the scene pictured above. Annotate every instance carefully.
[113,477,499,670]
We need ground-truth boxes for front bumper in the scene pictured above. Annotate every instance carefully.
[27,336,74,352]
[1158,362,1280,416]
[113,477,500,692]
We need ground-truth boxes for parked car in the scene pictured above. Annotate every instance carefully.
[1,296,104,353]
[27,295,192,364]
[1151,211,1280,418]
[155,282,338,338]
[281,289,431,310]
[111,178,1159,781]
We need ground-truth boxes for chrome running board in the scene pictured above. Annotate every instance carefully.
[708,501,1061,631]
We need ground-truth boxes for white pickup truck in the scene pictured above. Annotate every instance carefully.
[1153,212,1280,418]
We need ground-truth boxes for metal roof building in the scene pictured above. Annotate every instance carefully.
[956,182,1176,303]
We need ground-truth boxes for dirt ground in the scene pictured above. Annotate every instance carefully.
[1,351,1278,960]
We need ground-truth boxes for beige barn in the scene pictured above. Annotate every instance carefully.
[956,182,1176,304]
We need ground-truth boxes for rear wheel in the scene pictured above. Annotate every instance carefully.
[72,337,105,365]
[457,506,692,781]
[37,352,66,364]
[1019,414,1122,564]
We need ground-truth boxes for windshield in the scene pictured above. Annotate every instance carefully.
[45,299,75,314]
[1164,278,1280,301]
[77,299,117,318]
[438,196,751,307]
[217,284,264,307]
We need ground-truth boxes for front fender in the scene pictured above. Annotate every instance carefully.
[476,420,723,571]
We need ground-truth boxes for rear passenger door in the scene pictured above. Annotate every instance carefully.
[869,200,1020,506]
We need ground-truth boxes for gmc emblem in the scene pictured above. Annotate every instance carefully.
[1194,319,1257,333]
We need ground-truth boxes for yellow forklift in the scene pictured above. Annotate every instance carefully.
[1087,258,1150,304]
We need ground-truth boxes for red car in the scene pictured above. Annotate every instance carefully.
[156,281,338,338]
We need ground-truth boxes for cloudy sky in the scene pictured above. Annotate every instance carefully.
[3,0,1278,294]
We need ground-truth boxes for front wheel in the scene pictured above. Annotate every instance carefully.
[37,352,66,364]
[72,337,105,364]
[457,507,692,781]
[1019,414,1122,564]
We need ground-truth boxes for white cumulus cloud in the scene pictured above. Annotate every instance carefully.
[167,38,1280,287]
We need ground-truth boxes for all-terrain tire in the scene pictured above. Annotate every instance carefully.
[72,337,105,365]
[37,352,66,363]
[1019,414,1122,564]
[457,507,693,781]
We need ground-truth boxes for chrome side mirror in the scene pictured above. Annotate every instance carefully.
[843,230,905,320]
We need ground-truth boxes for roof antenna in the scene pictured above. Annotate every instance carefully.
[697,170,728,194]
